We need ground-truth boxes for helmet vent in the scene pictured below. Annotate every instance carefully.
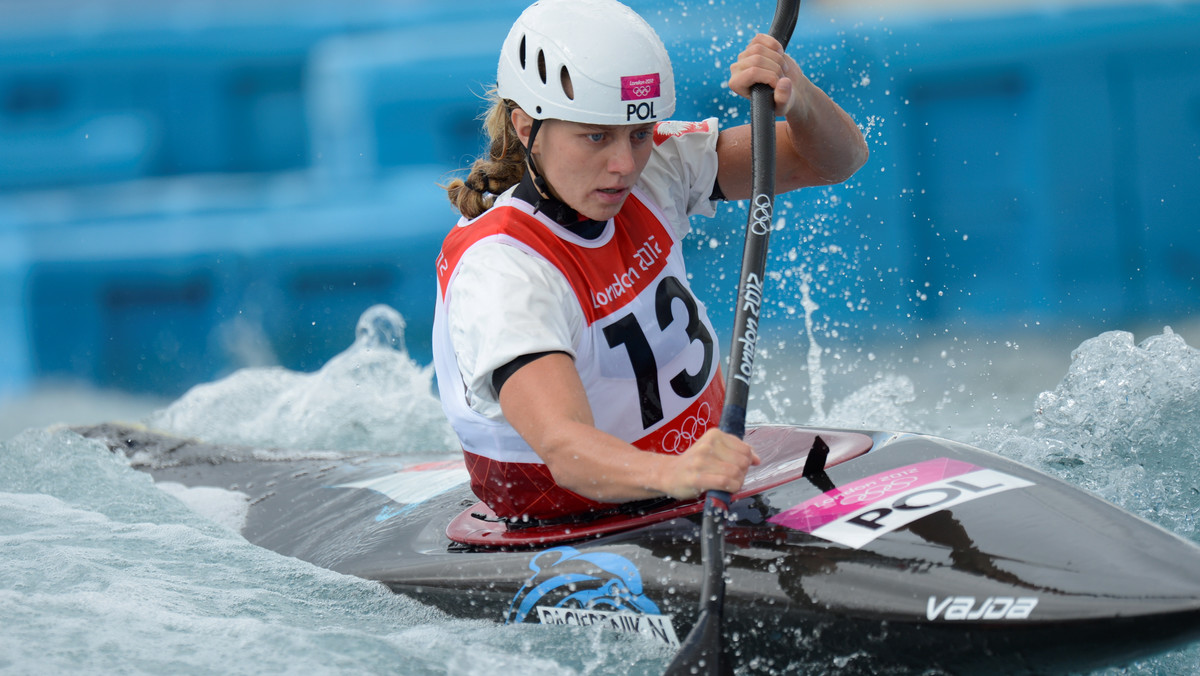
[518,36,527,70]
[560,66,574,100]
[537,50,547,85]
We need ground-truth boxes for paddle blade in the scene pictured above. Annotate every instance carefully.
[663,606,733,676]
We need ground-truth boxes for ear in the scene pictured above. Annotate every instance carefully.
[511,108,535,150]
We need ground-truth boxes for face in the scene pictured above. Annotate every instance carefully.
[513,110,655,222]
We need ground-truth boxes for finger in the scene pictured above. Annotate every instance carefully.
[736,48,785,74]
[696,471,743,495]
[773,77,794,115]
[749,32,783,53]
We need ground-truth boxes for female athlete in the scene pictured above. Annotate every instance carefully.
[434,0,868,521]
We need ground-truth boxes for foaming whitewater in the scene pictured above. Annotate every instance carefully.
[987,328,1200,541]
[146,304,457,454]
[0,428,456,675]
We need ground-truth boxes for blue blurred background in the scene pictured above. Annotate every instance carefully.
[1,0,1198,399]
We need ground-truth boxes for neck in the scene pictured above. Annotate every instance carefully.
[515,172,609,240]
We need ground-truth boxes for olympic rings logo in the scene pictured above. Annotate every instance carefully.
[835,475,921,506]
[659,402,713,455]
[749,193,773,236]
[631,85,654,97]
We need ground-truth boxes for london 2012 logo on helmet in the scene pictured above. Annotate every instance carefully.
[621,74,661,101]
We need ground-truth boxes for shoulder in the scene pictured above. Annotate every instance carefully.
[441,193,550,268]
[456,241,563,286]
[646,119,720,176]
[638,117,722,237]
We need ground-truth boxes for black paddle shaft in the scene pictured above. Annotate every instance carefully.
[720,0,799,440]
[665,2,801,675]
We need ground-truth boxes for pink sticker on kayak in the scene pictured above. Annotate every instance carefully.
[769,457,1032,549]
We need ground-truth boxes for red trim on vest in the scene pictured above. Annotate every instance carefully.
[437,197,671,322]
[630,371,724,455]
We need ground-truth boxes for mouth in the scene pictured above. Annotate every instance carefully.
[596,186,630,201]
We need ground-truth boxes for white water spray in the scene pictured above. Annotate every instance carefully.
[800,274,827,423]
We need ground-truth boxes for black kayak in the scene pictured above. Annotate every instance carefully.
[77,422,1200,674]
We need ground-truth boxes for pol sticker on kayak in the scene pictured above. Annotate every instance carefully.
[769,457,1033,548]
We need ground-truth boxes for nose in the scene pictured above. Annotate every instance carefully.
[606,137,636,176]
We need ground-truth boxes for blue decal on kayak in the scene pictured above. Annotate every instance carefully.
[506,546,660,624]
[375,504,408,522]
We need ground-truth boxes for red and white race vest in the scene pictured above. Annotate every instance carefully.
[433,187,724,519]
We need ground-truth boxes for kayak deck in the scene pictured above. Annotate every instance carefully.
[446,425,875,547]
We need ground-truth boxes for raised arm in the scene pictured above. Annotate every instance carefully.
[716,33,869,200]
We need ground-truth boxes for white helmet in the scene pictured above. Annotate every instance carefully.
[497,0,676,126]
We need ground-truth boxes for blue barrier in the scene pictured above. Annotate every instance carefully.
[0,26,311,191]
[0,1,530,192]
[307,13,523,178]
[0,215,31,397]
[11,167,455,394]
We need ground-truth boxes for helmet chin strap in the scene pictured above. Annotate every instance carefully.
[523,118,554,207]
[513,117,610,239]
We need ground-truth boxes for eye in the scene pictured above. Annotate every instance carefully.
[628,127,654,146]
[586,132,607,143]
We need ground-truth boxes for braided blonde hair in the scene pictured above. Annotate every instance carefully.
[444,90,527,219]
